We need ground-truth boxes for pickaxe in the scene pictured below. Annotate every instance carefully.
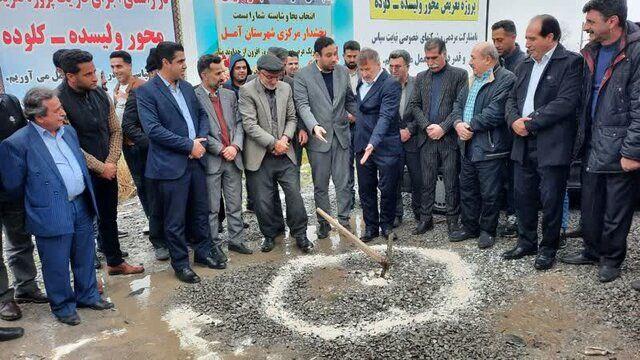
[316,208,393,278]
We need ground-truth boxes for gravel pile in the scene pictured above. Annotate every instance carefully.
[114,171,640,358]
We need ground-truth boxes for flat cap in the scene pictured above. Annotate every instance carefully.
[267,46,288,61]
[257,54,283,72]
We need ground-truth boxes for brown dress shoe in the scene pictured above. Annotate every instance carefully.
[0,301,22,321]
[107,262,145,276]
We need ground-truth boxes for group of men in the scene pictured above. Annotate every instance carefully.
[0,0,639,342]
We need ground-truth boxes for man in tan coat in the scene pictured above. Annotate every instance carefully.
[238,54,312,253]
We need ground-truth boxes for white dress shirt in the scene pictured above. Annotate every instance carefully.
[522,45,557,117]
[359,68,384,101]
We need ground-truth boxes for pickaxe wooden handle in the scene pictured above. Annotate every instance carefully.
[316,208,390,276]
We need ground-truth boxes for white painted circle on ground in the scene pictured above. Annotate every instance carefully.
[262,246,477,340]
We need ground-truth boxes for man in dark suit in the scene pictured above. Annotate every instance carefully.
[503,15,583,270]
[354,48,403,241]
[408,38,468,237]
[492,19,527,238]
[344,41,361,210]
[448,42,516,249]
[137,42,226,283]
[0,87,113,325]
[388,50,419,229]
[121,48,169,261]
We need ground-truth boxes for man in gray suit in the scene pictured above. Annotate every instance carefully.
[408,38,468,237]
[195,55,252,258]
[294,37,357,238]
[388,50,421,231]
[239,54,313,253]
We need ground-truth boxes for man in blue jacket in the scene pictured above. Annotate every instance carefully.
[0,87,113,326]
[137,42,226,284]
[353,48,403,242]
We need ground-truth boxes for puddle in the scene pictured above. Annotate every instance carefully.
[128,275,151,303]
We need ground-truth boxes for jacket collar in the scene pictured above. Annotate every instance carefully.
[358,69,389,103]
[523,43,568,64]
[503,43,524,61]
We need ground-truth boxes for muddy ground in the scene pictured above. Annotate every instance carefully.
[2,164,640,359]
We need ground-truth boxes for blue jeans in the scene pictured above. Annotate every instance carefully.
[561,190,569,231]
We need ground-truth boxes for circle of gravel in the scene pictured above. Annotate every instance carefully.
[262,245,477,340]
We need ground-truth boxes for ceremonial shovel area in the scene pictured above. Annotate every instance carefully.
[165,207,640,359]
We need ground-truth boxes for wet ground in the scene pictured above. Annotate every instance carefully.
[2,164,640,359]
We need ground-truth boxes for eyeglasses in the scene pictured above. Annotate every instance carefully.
[260,70,282,81]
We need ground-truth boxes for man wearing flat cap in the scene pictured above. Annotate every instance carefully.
[238,54,313,253]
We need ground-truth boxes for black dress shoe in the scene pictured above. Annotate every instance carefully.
[0,326,24,342]
[56,313,81,326]
[477,231,495,249]
[212,245,228,263]
[229,242,253,254]
[317,222,330,239]
[560,252,598,265]
[0,301,22,321]
[194,256,227,269]
[360,229,379,243]
[15,288,48,304]
[79,299,114,310]
[392,217,402,228]
[261,237,276,252]
[502,246,537,260]
[412,219,433,235]
[296,236,314,253]
[497,221,518,238]
[175,268,201,283]
[534,254,556,270]
[598,265,620,283]
[449,228,478,242]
